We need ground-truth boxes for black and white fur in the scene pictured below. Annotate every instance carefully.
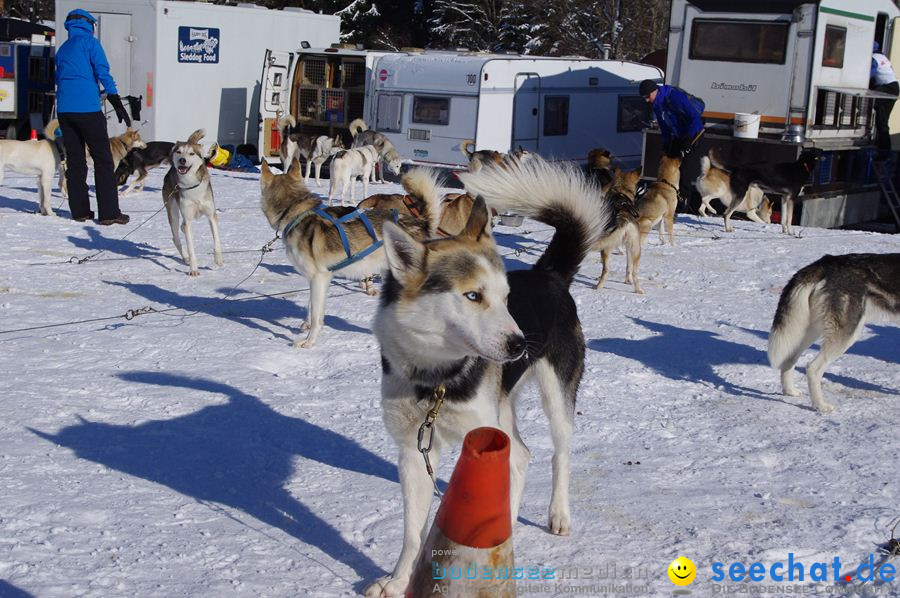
[115,141,174,195]
[768,253,900,412]
[278,115,345,187]
[349,118,403,183]
[365,156,608,597]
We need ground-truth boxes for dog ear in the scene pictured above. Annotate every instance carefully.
[382,221,426,286]
[260,161,273,189]
[462,196,492,243]
[287,159,302,180]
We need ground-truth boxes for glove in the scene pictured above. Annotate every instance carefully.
[107,94,131,126]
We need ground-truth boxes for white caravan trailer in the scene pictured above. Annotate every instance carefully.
[649,0,900,228]
[55,0,340,150]
[259,49,662,169]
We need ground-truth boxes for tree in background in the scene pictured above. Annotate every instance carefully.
[429,0,504,51]
[2,0,55,22]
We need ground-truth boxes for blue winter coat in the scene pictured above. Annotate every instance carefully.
[55,14,118,113]
[652,85,703,146]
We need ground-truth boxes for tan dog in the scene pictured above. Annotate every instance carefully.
[107,128,147,172]
[592,168,643,293]
[0,120,66,215]
[357,191,479,238]
[586,148,614,191]
[259,162,443,348]
[695,154,772,231]
[636,155,682,246]
[162,129,222,276]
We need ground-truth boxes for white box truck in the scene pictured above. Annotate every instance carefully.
[54,0,340,152]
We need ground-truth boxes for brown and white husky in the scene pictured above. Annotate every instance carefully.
[259,161,443,348]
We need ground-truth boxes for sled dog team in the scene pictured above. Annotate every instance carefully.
[3,115,897,598]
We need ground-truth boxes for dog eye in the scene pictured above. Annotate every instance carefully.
[464,291,482,302]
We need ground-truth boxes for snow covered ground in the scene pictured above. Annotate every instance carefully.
[1,167,898,598]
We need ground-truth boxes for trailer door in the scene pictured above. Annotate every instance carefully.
[512,73,540,151]
[259,49,294,161]
[95,13,131,134]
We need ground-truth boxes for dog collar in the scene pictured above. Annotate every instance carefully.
[178,181,203,191]
[657,178,683,202]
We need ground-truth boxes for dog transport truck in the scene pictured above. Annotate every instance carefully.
[259,48,663,169]
[0,36,56,140]
[645,0,900,229]
[55,0,340,154]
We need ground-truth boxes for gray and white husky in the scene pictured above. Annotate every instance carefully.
[349,118,403,183]
[365,156,608,597]
[768,253,900,412]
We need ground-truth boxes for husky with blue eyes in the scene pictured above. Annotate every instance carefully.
[366,156,609,598]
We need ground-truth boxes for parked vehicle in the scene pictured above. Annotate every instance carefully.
[56,0,341,152]
[0,37,55,140]
[260,48,663,169]
[647,0,900,228]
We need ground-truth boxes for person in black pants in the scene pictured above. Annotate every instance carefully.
[55,8,131,225]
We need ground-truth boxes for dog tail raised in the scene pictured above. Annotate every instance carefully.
[350,118,368,139]
[767,261,824,371]
[187,129,205,145]
[401,167,444,237]
[277,114,296,134]
[459,155,609,285]
[460,139,476,162]
[699,155,711,177]
[44,119,60,141]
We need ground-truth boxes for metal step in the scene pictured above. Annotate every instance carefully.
[873,160,900,232]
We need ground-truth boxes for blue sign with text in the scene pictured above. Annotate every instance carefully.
[177,26,220,64]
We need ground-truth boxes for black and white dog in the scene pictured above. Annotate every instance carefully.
[710,149,821,235]
[115,141,174,195]
[364,157,608,597]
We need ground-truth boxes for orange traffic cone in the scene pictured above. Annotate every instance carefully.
[30,129,37,140]
[407,427,516,598]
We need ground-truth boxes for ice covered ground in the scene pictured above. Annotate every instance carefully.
[0,166,898,597]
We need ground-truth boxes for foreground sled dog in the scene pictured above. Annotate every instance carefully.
[162,129,223,276]
[259,161,442,348]
[350,118,403,183]
[695,153,772,231]
[0,120,65,215]
[365,156,608,597]
[768,253,900,412]
[277,115,344,186]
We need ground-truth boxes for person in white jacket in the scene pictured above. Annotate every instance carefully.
[871,41,899,154]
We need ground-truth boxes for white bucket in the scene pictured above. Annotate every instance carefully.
[734,112,760,139]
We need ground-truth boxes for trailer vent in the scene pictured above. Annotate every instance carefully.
[408,128,431,141]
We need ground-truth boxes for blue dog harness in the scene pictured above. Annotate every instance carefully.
[281,205,398,272]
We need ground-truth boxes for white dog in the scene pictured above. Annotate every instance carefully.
[161,129,223,276]
[327,145,379,204]
[0,120,66,215]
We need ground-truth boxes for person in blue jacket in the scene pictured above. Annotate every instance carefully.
[639,79,705,159]
[55,8,131,224]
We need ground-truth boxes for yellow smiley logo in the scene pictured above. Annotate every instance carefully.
[668,556,696,586]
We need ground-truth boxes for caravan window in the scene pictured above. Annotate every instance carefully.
[617,96,651,133]
[543,96,569,136]
[690,19,790,64]
[412,96,450,126]
[376,94,403,133]
[822,26,846,68]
